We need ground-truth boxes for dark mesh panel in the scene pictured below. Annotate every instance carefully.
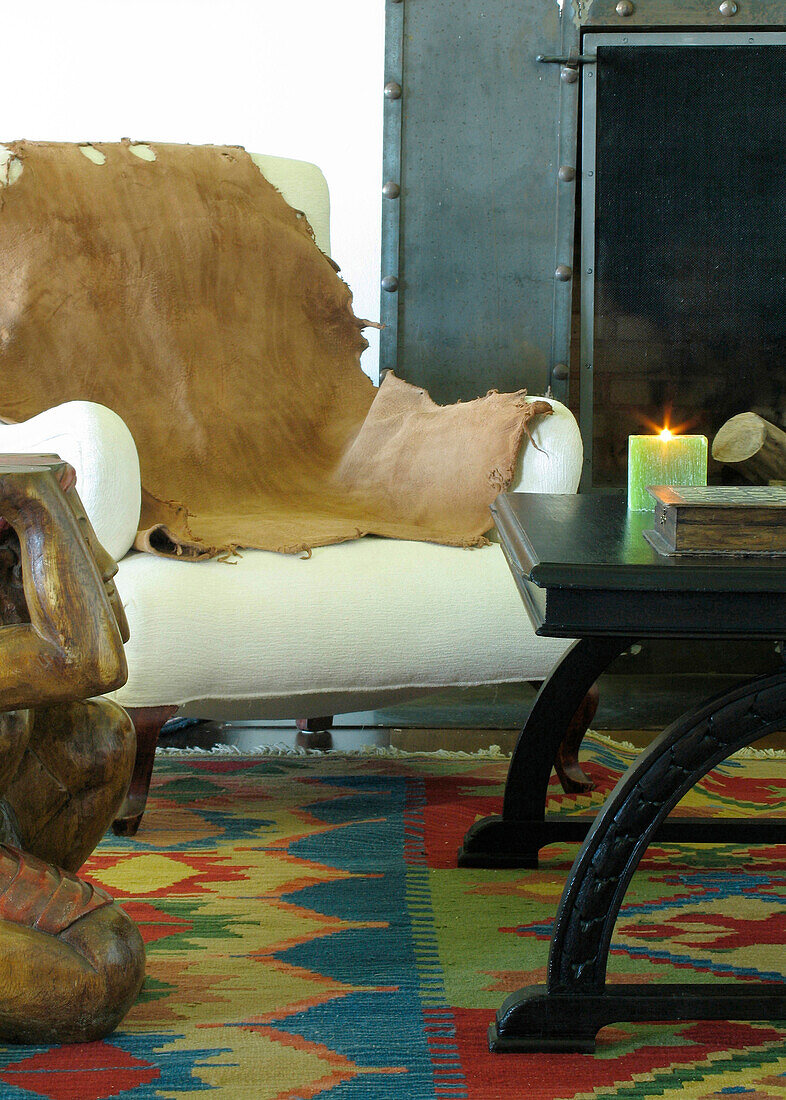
[592,44,786,485]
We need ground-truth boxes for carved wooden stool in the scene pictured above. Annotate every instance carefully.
[0,456,144,1043]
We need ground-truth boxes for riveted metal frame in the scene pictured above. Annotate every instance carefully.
[379,0,405,379]
[380,0,786,407]
[380,0,573,404]
[578,43,598,488]
[548,18,581,404]
[579,28,786,488]
[583,0,786,29]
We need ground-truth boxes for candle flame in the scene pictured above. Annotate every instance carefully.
[637,408,699,437]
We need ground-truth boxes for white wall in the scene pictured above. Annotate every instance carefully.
[2,0,385,380]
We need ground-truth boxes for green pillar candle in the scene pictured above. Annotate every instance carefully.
[627,432,708,511]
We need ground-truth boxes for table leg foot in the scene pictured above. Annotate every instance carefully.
[490,984,786,1053]
[458,816,540,869]
[490,987,604,1052]
[457,814,594,868]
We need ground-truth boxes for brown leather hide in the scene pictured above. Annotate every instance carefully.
[0,141,551,558]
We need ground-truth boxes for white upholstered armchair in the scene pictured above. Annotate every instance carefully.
[0,152,584,835]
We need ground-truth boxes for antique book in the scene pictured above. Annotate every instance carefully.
[643,485,786,556]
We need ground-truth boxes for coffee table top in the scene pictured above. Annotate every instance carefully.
[492,492,786,638]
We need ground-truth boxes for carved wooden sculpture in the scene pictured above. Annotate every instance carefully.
[0,456,144,1044]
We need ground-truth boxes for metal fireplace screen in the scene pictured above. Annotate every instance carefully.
[582,37,786,487]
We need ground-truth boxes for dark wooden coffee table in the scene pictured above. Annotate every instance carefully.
[462,491,786,1052]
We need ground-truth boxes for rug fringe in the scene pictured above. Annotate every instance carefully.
[156,729,786,761]
[156,742,511,760]
[588,729,786,760]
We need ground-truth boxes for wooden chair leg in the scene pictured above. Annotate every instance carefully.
[112,705,177,837]
[295,716,333,751]
[554,683,600,794]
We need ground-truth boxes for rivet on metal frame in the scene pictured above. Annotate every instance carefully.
[616,0,635,14]
[552,363,569,381]
[560,67,579,84]
[384,82,402,100]
[381,275,399,292]
[719,0,738,14]
[382,181,401,198]
[558,165,576,182]
[555,265,573,282]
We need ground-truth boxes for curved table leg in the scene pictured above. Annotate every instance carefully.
[490,669,786,1052]
[458,636,632,868]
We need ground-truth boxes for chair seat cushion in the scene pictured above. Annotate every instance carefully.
[111,537,570,717]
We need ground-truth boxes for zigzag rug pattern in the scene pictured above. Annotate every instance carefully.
[0,734,782,1098]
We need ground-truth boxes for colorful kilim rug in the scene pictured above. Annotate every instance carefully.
[0,733,783,1099]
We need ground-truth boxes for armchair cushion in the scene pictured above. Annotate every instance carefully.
[109,396,580,716]
[111,536,570,716]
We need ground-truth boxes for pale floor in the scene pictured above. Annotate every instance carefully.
[158,724,786,753]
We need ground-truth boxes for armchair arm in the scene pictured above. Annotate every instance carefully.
[511,397,583,494]
[0,402,141,560]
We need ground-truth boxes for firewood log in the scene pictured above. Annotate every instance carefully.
[712,412,786,484]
